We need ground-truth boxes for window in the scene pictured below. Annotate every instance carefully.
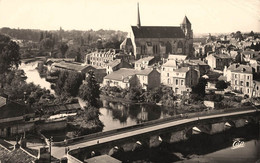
[240,81,243,86]
[235,74,237,78]
[247,76,250,80]
[247,89,250,93]
[257,86,259,90]
[168,78,170,84]
[167,73,169,77]
[246,82,249,87]
[176,79,178,85]
[235,80,237,85]
[181,80,184,85]
[162,67,165,71]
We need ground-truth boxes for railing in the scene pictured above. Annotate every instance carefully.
[52,105,259,147]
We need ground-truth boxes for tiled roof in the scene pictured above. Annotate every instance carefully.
[212,54,232,59]
[186,60,208,66]
[104,68,155,81]
[106,59,121,67]
[174,67,190,73]
[136,68,154,75]
[168,54,187,61]
[227,64,253,73]
[162,60,178,67]
[52,61,93,72]
[135,56,154,64]
[131,26,185,38]
[0,101,34,119]
[104,68,136,81]
[121,38,132,46]
[242,51,260,56]
[0,147,36,163]
[43,103,81,113]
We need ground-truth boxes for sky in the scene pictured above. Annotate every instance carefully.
[0,0,259,34]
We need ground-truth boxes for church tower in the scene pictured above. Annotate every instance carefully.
[137,3,141,28]
[181,16,192,39]
[180,16,193,57]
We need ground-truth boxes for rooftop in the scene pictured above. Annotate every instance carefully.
[0,99,34,119]
[227,64,253,73]
[104,68,136,81]
[120,38,132,46]
[0,147,36,163]
[174,67,190,73]
[131,26,185,38]
[52,61,94,72]
[106,59,121,68]
[162,60,178,67]
[104,68,155,81]
[84,154,121,163]
[135,56,154,64]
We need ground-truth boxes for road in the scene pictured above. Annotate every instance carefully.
[51,109,257,159]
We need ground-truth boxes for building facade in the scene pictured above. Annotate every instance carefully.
[161,61,199,94]
[206,53,232,70]
[225,64,254,97]
[128,4,193,59]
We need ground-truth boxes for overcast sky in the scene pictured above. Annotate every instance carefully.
[0,0,259,34]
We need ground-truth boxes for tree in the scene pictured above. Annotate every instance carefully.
[63,72,84,96]
[191,78,207,98]
[215,80,228,90]
[78,70,100,107]
[55,71,69,95]
[125,86,144,101]
[59,43,68,58]
[0,41,21,74]
[235,31,243,41]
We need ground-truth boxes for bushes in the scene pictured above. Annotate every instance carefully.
[101,85,176,107]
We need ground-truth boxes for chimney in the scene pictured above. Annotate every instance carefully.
[137,3,141,28]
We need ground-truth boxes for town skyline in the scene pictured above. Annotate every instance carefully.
[0,0,259,34]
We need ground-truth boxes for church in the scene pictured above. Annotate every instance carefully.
[121,4,193,60]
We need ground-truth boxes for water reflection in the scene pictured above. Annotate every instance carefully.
[19,62,54,94]
[100,99,173,131]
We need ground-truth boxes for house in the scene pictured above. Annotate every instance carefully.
[129,4,193,59]
[242,51,260,62]
[224,64,254,97]
[89,49,118,67]
[0,96,35,137]
[103,68,138,89]
[136,68,161,90]
[103,68,160,90]
[106,59,133,75]
[184,59,210,75]
[161,61,199,94]
[50,61,106,83]
[135,56,155,70]
[205,53,232,70]
[50,61,94,74]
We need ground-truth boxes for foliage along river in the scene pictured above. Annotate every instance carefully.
[19,61,173,132]
[20,61,260,162]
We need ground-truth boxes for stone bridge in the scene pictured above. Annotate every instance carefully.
[66,109,259,163]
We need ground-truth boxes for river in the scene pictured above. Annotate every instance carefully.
[19,61,173,132]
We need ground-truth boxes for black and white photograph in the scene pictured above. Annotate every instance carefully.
[0,0,259,162]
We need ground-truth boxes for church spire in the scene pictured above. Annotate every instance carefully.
[137,3,141,28]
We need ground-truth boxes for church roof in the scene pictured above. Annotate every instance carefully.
[182,16,191,25]
[131,26,185,38]
[120,38,132,46]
